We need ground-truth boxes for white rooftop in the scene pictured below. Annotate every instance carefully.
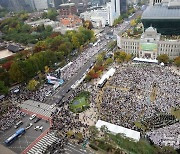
[133,57,158,63]
[96,120,140,142]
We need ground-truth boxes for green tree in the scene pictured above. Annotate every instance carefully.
[27,79,39,91]
[89,126,99,140]
[96,54,104,65]
[157,54,169,64]
[9,61,24,83]
[174,56,180,67]
[0,81,9,95]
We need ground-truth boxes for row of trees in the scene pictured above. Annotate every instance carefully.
[0,15,53,44]
[114,50,132,63]
[113,6,135,26]
[0,27,95,94]
[157,54,180,66]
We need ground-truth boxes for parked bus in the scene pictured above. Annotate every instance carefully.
[5,128,25,145]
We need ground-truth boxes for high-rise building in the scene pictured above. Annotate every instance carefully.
[33,0,48,11]
[107,0,120,26]
[120,0,127,13]
[142,0,180,35]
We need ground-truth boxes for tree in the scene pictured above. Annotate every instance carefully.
[9,61,24,83]
[174,56,180,67]
[119,51,127,62]
[130,19,136,27]
[0,80,9,95]
[157,54,169,64]
[89,126,99,140]
[96,54,104,65]
[27,79,39,91]
[83,20,93,29]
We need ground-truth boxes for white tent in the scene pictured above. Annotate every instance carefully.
[133,57,158,63]
[96,120,140,142]
[97,68,116,86]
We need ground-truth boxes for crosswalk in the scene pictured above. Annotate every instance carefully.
[20,100,56,117]
[27,132,58,154]
[64,142,91,154]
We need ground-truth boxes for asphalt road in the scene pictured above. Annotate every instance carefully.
[0,115,49,154]
[45,9,144,106]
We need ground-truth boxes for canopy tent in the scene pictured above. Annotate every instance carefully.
[133,57,158,63]
[97,68,116,86]
[96,120,140,142]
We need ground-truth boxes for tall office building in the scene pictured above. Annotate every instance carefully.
[107,0,120,26]
[120,0,127,13]
[142,0,180,35]
[33,0,48,11]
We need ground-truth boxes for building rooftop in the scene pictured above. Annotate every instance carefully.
[142,5,180,19]
[60,3,75,7]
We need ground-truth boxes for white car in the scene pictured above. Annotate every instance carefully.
[46,91,52,97]
[34,125,40,130]
[34,125,43,131]
[50,104,56,109]
[39,126,43,131]
[26,123,33,130]
[30,114,36,120]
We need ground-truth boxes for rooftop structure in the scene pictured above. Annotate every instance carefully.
[96,120,141,142]
[142,0,180,35]
[117,26,180,59]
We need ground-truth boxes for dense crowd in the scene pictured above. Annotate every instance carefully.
[9,84,53,103]
[61,40,108,80]
[100,64,180,130]
[146,123,180,149]
[0,103,25,131]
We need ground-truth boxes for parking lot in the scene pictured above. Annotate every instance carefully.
[0,114,50,154]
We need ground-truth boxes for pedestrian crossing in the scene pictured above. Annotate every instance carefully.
[27,132,58,154]
[20,100,56,117]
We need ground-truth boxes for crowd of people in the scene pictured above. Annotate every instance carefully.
[100,64,179,130]
[146,123,180,149]
[0,103,25,131]
[61,40,108,80]
[8,84,53,104]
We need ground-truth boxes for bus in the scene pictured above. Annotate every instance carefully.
[5,128,25,145]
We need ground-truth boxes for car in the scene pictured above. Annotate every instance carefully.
[26,123,33,130]
[34,117,42,123]
[39,126,43,131]
[29,114,36,120]
[34,125,43,131]
[14,121,23,129]
[50,104,56,109]
[45,91,52,97]
[34,125,40,131]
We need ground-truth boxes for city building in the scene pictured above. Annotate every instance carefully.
[117,27,180,59]
[80,0,121,27]
[80,8,108,28]
[60,15,82,28]
[26,19,59,28]
[142,0,180,35]
[59,3,77,18]
[33,0,48,11]
[120,0,127,13]
[106,0,120,26]
[54,0,68,9]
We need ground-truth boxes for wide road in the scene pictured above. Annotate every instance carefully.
[45,9,143,105]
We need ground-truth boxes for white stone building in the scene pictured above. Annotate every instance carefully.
[117,27,180,59]
[80,0,121,28]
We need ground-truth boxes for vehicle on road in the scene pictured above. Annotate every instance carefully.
[34,117,42,123]
[34,125,43,131]
[25,123,33,130]
[50,104,56,109]
[14,121,23,129]
[29,114,36,120]
[5,128,26,145]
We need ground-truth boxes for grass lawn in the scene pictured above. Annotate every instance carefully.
[70,91,90,113]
